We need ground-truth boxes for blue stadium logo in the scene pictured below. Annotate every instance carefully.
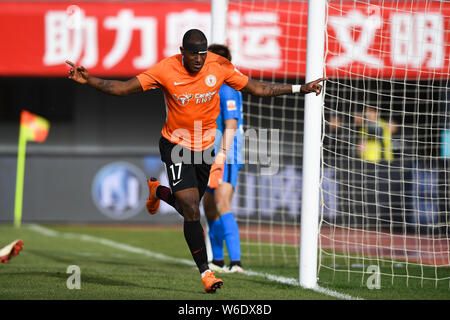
[92,162,147,220]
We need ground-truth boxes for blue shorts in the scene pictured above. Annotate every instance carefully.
[206,162,242,194]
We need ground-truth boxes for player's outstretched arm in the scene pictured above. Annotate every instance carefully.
[240,77,327,97]
[65,60,142,96]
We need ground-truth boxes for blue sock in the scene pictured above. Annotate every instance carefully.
[220,212,241,261]
[207,219,224,261]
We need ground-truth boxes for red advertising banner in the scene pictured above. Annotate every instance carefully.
[325,1,450,79]
[0,1,448,78]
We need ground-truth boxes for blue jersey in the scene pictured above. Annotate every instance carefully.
[215,84,244,165]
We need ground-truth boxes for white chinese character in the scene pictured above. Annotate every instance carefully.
[43,8,98,67]
[103,9,157,69]
[164,10,211,57]
[328,10,383,68]
[391,13,444,69]
[228,11,282,69]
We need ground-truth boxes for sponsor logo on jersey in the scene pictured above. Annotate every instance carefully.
[173,90,217,105]
[227,100,237,111]
[173,93,193,106]
[195,90,217,104]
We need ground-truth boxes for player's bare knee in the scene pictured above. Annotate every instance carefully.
[216,199,231,215]
[180,201,201,221]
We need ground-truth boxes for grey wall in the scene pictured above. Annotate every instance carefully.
[0,77,179,224]
[0,154,185,223]
[0,77,167,150]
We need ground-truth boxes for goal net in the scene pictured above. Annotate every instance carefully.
[224,0,308,269]
[225,0,450,288]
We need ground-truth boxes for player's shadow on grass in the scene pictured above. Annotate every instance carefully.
[24,249,82,265]
[8,251,201,294]
[21,250,211,294]
[2,271,143,288]
[53,272,147,288]
[27,249,146,268]
[2,271,203,295]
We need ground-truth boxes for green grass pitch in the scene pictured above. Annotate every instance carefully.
[0,224,448,300]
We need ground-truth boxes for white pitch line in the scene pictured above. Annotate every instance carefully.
[27,224,362,300]
[313,285,364,300]
[244,269,363,300]
[27,224,193,266]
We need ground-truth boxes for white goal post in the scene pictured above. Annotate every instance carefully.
[299,0,326,289]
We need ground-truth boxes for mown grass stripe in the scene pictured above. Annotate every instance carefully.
[27,223,361,300]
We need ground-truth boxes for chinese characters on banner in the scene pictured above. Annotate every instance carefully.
[326,3,447,78]
[41,6,283,75]
[0,1,448,78]
[44,7,158,69]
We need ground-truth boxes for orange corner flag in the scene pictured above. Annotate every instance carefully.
[20,110,50,143]
[15,110,50,227]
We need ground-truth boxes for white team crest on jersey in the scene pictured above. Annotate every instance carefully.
[205,74,217,87]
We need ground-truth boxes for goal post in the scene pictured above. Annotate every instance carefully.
[299,0,326,289]
[211,0,228,45]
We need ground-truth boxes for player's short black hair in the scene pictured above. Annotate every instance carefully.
[182,29,208,48]
[208,44,232,61]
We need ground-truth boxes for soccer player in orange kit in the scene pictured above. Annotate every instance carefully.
[66,29,326,293]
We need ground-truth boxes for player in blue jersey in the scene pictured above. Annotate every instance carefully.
[204,44,244,273]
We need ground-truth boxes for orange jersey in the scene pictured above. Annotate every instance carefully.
[136,52,249,151]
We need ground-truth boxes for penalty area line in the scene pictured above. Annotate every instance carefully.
[27,223,362,300]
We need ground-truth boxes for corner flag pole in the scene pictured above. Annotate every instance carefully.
[14,110,50,228]
[14,125,28,228]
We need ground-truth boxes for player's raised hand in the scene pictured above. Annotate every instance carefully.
[65,60,89,84]
[302,77,328,96]
[208,152,226,189]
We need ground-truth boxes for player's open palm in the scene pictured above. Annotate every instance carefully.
[65,60,89,84]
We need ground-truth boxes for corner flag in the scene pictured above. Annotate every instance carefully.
[14,110,50,227]
[20,110,50,142]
